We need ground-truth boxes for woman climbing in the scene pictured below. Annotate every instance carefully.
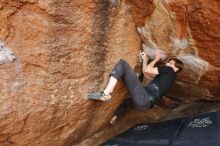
[87,50,184,124]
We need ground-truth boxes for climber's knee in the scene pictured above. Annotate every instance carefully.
[119,59,128,65]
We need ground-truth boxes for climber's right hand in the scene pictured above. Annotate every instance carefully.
[140,52,147,60]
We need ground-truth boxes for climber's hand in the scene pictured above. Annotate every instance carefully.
[140,52,147,60]
[155,50,161,61]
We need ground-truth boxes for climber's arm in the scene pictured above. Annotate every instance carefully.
[141,54,148,77]
[141,50,161,75]
[144,59,159,75]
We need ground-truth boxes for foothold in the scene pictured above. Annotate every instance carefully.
[0,41,16,64]
[137,27,144,34]
[11,80,26,90]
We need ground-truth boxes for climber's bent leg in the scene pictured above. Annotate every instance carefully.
[110,59,152,109]
[110,97,133,124]
[115,97,133,117]
[103,76,117,96]
[88,59,153,106]
[87,59,126,101]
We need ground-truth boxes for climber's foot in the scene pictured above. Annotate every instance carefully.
[87,91,112,102]
[110,115,117,125]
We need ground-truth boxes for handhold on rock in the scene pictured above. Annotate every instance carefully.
[0,41,16,64]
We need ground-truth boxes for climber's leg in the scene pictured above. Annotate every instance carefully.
[110,98,133,124]
[87,59,127,102]
[103,76,117,96]
[88,59,152,107]
[114,97,133,118]
[87,58,127,100]
[110,59,152,109]
[87,76,117,102]
[110,97,133,124]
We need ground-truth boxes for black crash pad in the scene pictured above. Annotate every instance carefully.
[101,110,220,146]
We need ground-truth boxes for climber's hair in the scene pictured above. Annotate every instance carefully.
[165,56,184,73]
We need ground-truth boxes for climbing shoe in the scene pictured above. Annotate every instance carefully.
[87,91,112,102]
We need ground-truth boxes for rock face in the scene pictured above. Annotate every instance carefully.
[125,0,155,26]
[80,101,220,146]
[0,0,220,146]
[138,0,220,102]
[0,0,140,146]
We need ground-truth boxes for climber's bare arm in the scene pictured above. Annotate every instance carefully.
[145,73,156,80]
[140,50,161,76]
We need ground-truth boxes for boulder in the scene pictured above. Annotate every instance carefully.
[0,0,140,145]
[137,0,220,102]
[0,0,220,145]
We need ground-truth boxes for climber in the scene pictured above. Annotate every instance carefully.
[87,50,184,124]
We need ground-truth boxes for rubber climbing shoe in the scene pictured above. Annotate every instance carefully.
[87,91,112,102]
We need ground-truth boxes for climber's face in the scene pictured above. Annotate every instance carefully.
[166,60,179,72]
[169,60,176,66]
[165,57,184,73]
[166,59,174,67]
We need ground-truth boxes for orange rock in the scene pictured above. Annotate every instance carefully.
[125,0,155,26]
[138,0,220,101]
[0,0,140,145]
[1,0,220,145]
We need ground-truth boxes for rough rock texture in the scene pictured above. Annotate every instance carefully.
[82,0,220,145]
[80,101,220,146]
[79,106,170,146]
[125,0,155,26]
[138,0,220,102]
[0,0,140,146]
[0,0,220,146]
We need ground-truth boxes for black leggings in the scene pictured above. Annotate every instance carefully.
[114,97,133,117]
[110,59,159,116]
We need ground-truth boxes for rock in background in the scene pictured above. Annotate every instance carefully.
[137,0,220,102]
[0,0,220,146]
[81,0,220,145]
[0,0,140,145]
